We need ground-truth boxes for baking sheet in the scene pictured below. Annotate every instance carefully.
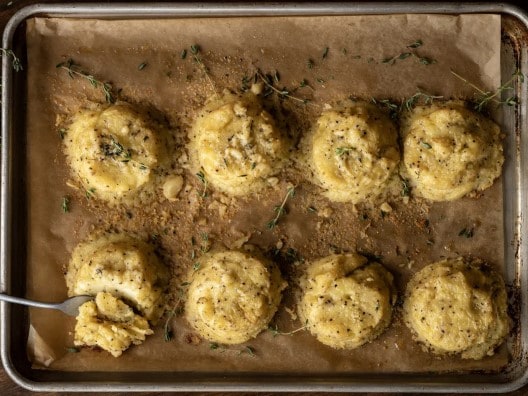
[23,13,508,374]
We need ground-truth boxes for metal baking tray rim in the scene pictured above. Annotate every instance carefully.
[2,2,528,392]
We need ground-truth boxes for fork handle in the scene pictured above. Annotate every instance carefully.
[0,293,59,310]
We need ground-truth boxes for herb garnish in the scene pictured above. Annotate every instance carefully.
[307,59,314,69]
[61,196,70,213]
[307,206,317,213]
[458,227,474,238]
[58,128,67,140]
[137,62,147,70]
[196,169,208,198]
[200,232,210,253]
[56,59,115,103]
[163,284,188,342]
[1,48,22,71]
[407,39,423,49]
[402,91,443,112]
[419,140,432,149]
[371,97,399,119]
[85,188,96,199]
[400,177,410,197]
[267,186,295,230]
[322,47,329,59]
[188,44,215,91]
[256,70,310,105]
[268,320,308,337]
[180,49,187,59]
[450,69,524,112]
[101,135,133,163]
[382,39,436,66]
[66,347,80,353]
[335,146,356,157]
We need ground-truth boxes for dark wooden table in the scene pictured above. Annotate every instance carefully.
[2,0,528,394]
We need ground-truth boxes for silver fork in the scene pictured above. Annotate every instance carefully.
[0,294,93,316]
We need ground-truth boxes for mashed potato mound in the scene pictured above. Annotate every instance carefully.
[402,103,503,201]
[185,250,286,344]
[188,91,289,196]
[298,253,396,349]
[66,233,168,322]
[63,104,166,204]
[307,100,400,203]
[403,257,510,359]
[75,292,153,357]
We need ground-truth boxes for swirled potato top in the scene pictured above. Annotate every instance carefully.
[298,253,396,349]
[403,257,510,360]
[66,233,168,322]
[189,92,289,196]
[185,250,286,344]
[402,103,503,201]
[63,104,166,204]
[308,101,400,203]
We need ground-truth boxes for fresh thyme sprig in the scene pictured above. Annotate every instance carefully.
[256,70,311,105]
[85,187,96,200]
[200,231,210,253]
[196,169,208,198]
[402,91,444,112]
[400,177,410,197]
[266,186,295,230]
[163,283,188,342]
[101,135,132,160]
[382,39,436,66]
[188,44,216,92]
[1,48,22,72]
[450,69,524,112]
[56,59,115,103]
[458,227,474,238]
[268,320,308,337]
[61,196,70,213]
[371,97,399,119]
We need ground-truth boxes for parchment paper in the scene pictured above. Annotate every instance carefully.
[24,14,507,374]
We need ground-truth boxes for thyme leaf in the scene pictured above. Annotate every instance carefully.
[61,196,70,213]
[267,186,295,230]
[56,58,116,103]
[402,91,443,112]
[450,69,524,112]
[85,188,96,200]
[137,62,147,70]
[381,40,436,66]
[187,44,215,91]
[1,48,22,71]
[268,320,308,337]
[256,70,311,105]
[371,97,399,119]
[196,169,208,198]
[400,177,410,197]
[407,39,423,49]
[335,146,356,157]
[458,227,474,238]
